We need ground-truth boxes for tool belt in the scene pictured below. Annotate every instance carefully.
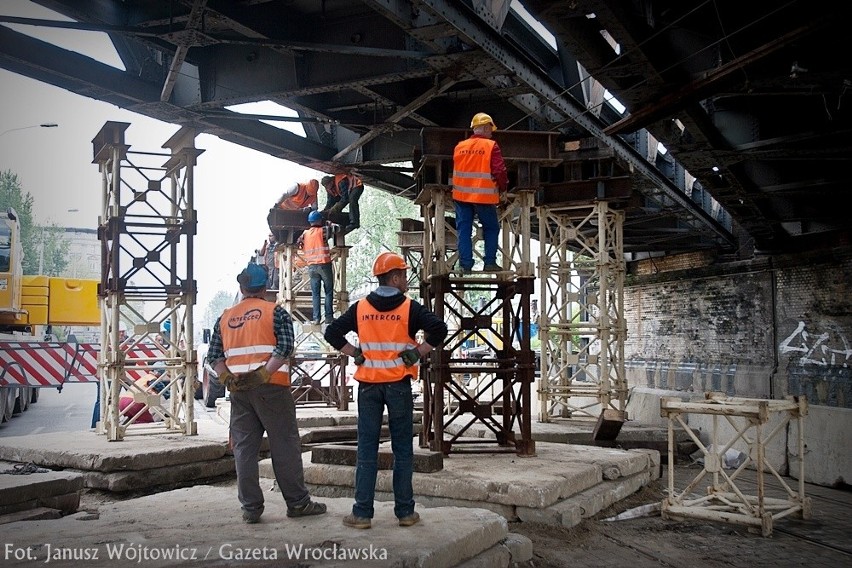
[222,368,270,392]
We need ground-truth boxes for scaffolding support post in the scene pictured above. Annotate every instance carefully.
[93,121,202,441]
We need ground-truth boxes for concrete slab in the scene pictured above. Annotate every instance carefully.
[260,442,657,526]
[1,487,516,568]
[311,443,444,473]
[0,469,83,515]
[0,432,227,472]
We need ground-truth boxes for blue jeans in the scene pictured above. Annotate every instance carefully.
[454,201,499,269]
[309,263,334,321]
[353,379,414,519]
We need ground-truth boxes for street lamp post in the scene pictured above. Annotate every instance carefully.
[0,123,59,137]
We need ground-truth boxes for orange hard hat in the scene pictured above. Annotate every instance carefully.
[372,251,409,276]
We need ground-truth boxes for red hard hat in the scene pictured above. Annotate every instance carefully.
[372,252,409,276]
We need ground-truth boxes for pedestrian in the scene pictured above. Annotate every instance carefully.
[320,173,364,233]
[275,179,319,211]
[324,251,448,529]
[207,262,326,524]
[297,210,340,324]
[452,112,509,273]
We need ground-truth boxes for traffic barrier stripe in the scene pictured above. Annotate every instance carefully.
[0,342,161,387]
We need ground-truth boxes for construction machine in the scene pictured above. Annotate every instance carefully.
[0,207,101,422]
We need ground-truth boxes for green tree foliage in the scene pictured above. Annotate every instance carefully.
[204,289,237,328]
[0,169,69,276]
[344,186,418,297]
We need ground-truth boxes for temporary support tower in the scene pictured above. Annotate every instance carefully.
[536,201,628,423]
[415,128,555,456]
[269,209,351,409]
[93,121,202,441]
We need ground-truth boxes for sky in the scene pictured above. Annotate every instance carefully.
[0,2,327,316]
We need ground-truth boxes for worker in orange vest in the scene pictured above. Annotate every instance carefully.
[275,179,319,211]
[207,262,326,524]
[324,252,448,529]
[452,112,509,273]
[297,210,340,324]
[321,173,364,233]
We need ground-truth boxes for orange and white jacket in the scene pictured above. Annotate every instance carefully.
[220,298,290,386]
[354,297,418,383]
[452,137,499,204]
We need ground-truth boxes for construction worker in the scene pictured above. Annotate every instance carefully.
[324,251,448,529]
[275,179,319,211]
[320,173,364,233]
[207,262,326,524]
[297,210,340,324]
[452,112,509,273]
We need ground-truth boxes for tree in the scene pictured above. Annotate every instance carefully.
[0,170,69,276]
[204,289,237,328]
[344,186,418,296]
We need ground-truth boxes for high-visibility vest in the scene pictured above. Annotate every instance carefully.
[329,174,362,197]
[220,298,290,386]
[452,137,499,204]
[354,298,418,383]
[279,181,317,210]
[301,226,331,265]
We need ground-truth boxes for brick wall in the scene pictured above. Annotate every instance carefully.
[624,252,852,408]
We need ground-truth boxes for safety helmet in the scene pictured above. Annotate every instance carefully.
[470,112,497,131]
[307,210,323,224]
[237,262,268,289]
[321,175,334,187]
[372,252,410,276]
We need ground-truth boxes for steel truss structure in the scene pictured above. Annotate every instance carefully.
[274,228,350,410]
[660,393,811,537]
[93,122,202,441]
[537,202,628,422]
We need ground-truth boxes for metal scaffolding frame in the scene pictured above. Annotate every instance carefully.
[660,393,811,537]
[93,121,201,441]
[272,220,351,410]
[417,183,536,455]
[537,201,628,422]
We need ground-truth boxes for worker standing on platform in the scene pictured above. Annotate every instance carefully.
[321,173,364,233]
[275,179,319,211]
[297,210,340,324]
[324,252,448,530]
[207,262,326,524]
[452,112,509,273]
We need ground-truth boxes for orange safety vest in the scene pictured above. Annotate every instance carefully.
[452,137,499,204]
[354,298,418,383]
[329,174,362,197]
[220,298,290,386]
[301,226,331,265]
[278,181,318,210]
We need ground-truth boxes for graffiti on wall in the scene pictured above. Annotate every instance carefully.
[779,321,852,367]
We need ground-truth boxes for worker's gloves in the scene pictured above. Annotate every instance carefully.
[352,347,366,366]
[218,370,236,390]
[499,192,509,206]
[328,222,341,234]
[224,366,271,392]
[399,348,421,367]
[301,206,313,211]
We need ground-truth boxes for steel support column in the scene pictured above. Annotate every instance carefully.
[537,201,627,422]
[93,121,201,441]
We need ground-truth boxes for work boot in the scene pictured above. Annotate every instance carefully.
[342,514,372,529]
[287,500,327,518]
[398,511,420,527]
[242,506,264,524]
[482,263,501,272]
